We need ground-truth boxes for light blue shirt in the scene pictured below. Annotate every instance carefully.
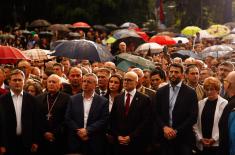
[169,81,182,127]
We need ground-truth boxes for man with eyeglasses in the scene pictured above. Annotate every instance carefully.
[219,71,235,155]
[109,71,151,155]
[217,61,234,99]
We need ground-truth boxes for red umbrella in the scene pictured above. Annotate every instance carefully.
[0,45,30,64]
[72,22,91,28]
[149,35,176,45]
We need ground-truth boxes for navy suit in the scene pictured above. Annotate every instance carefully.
[65,93,109,155]
[109,91,152,155]
[0,92,39,155]
[154,83,198,155]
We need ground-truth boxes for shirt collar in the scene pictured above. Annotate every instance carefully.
[1,83,5,89]
[125,88,136,97]
[170,81,183,89]
[82,91,95,98]
[10,89,23,97]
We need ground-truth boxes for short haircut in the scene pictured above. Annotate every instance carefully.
[68,67,82,76]
[150,69,166,81]
[200,68,214,76]
[48,74,62,84]
[96,67,111,78]
[53,63,64,71]
[219,61,234,71]
[203,77,221,91]
[169,63,184,73]
[83,73,98,85]
[185,65,198,74]
[9,69,25,80]
[131,68,144,78]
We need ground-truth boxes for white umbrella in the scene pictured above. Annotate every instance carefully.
[173,37,189,44]
[200,45,233,58]
[135,42,164,54]
[198,30,215,39]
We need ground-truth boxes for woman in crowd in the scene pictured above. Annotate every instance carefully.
[24,80,43,96]
[105,74,123,113]
[194,77,228,155]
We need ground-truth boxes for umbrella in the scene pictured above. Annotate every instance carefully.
[200,45,233,58]
[149,35,176,45]
[39,31,53,37]
[72,22,91,28]
[198,30,215,39]
[22,49,54,61]
[206,24,230,38]
[29,19,51,27]
[93,25,108,32]
[174,50,202,59]
[52,39,114,62]
[181,26,202,36]
[48,24,70,32]
[120,22,139,29]
[224,22,235,30]
[136,31,149,42]
[111,29,145,54]
[116,53,155,71]
[0,34,15,39]
[222,34,235,41]
[157,31,176,37]
[104,23,119,30]
[105,37,116,44]
[0,45,30,64]
[135,43,163,54]
[50,40,68,51]
[173,37,189,44]
[21,30,32,35]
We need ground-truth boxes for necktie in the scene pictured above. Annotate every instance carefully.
[101,91,105,96]
[125,93,131,115]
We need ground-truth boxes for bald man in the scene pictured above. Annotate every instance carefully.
[37,74,71,155]
[219,71,235,155]
[109,71,152,155]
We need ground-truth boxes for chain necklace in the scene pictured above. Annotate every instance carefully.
[46,92,60,120]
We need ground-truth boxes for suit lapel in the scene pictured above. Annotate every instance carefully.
[87,94,98,125]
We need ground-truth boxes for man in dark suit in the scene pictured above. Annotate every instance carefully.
[219,71,235,155]
[154,63,198,155]
[37,74,71,155]
[109,71,152,155]
[0,69,39,155]
[65,73,109,155]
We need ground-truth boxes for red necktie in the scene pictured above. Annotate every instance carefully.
[125,93,131,115]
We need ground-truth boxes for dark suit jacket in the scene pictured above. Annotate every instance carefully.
[154,83,198,144]
[109,91,152,153]
[219,95,235,155]
[36,92,71,143]
[0,92,39,149]
[65,93,109,154]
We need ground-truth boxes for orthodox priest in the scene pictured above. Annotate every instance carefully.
[36,74,71,155]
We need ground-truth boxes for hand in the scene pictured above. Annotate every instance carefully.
[77,128,89,141]
[163,126,176,140]
[44,132,55,142]
[0,147,6,155]
[200,138,211,147]
[31,144,38,152]
[118,136,130,145]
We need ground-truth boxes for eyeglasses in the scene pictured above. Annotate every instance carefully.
[204,87,216,92]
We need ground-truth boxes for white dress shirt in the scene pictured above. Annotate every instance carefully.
[82,92,95,128]
[11,90,23,135]
[124,89,136,106]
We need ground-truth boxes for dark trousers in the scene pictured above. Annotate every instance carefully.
[160,140,192,155]
[196,147,219,155]
[6,135,31,155]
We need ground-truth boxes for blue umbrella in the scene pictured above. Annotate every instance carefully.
[52,39,114,62]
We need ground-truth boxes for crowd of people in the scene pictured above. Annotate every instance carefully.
[0,23,235,155]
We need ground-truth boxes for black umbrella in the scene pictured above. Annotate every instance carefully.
[52,39,114,62]
[29,19,51,28]
[93,25,108,32]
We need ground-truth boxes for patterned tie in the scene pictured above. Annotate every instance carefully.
[125,93,131,115]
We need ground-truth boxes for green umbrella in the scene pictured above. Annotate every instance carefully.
[181,26,202,36]
[116,53,155,71]
[105,37,116,44]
